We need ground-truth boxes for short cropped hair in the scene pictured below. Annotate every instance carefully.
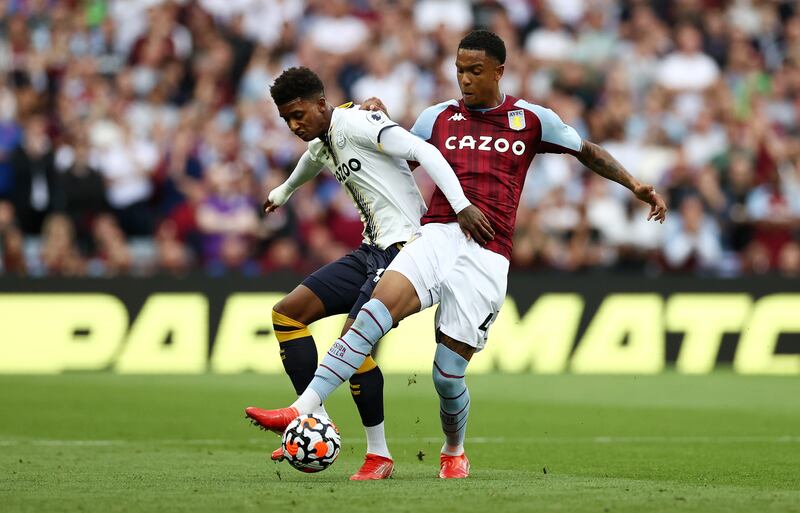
[458,30,506,64]
[269,67,324,106]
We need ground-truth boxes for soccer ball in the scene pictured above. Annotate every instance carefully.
[281,414,341,473]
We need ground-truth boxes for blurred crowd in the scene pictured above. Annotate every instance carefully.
[1,0,799,277]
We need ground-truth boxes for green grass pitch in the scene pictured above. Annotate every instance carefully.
[1,372,798,513]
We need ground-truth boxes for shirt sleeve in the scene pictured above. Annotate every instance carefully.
[515,100,582,155]
[410,100,458,141]
[268,149,324,206]
[285,150,324,191]
[347,109,399,149]
[536,107,582,155]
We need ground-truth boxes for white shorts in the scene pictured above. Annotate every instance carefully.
[388,223,509,350]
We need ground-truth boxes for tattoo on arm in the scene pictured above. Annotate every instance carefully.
[577,141,638,191]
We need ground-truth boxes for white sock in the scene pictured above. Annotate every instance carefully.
[291,388,323,415]
[441,442,464,457]
[312,403,329,418]
[364,422,391,459]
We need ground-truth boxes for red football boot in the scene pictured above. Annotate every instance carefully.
[245,406,299,434]
[270,447,284,461]
[439,452,470,479]
[349,454,394,481]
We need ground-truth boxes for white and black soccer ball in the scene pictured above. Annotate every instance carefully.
[281,414,341,473]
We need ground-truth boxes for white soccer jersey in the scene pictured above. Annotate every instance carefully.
[306,104,427,249]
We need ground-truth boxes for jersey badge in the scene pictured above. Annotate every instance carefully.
[367,111,385,125]
[508,109,526,131]
[335,130,346,149]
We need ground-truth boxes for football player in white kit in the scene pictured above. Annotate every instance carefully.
[249,67,493,480]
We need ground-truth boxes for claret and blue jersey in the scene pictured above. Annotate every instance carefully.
[410,94,582,260]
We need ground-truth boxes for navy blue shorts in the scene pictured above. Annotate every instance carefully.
[303,243,403,319]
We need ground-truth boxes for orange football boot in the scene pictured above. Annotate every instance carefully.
[350,454,394,481]
[439,452,470,479]
[245,406,299,434]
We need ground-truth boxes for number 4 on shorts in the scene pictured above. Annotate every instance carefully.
[478,312,497,340]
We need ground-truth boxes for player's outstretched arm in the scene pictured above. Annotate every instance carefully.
[577,140,667,223]
[379,126,495,244]
[263,150,324,213]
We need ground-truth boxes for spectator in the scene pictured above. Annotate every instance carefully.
[10,114,58,234]
[351,50,413,120]
[306,0,369,57]
[746,169,796,269]
[60,136,108,252]
[777,241,800,277]
[0,1,800,278]
[524,8,575,66]
[91,213,132,276]
[0,79,20,200]
[0,225,25,275]
[96,122,158,236]
[155,219,192,276]
[656,24,720,92]
[39,213,84,276]
[196,162,258,272]
[661,195,723,272]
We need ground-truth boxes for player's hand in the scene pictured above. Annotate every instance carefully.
[262,197,279,214]
[263,184,292,214]
[457,205,495,245]
[359,97,389,116]
[634,184,667,223]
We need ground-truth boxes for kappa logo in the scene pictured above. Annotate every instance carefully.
[448,113,466,121]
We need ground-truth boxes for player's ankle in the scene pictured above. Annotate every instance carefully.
[365,422,391,459]
[441,443,464,456]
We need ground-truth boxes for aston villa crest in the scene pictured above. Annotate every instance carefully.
[507,109,525,131]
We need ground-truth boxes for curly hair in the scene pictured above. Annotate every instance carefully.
[458,30,506,64]
[269,67,325,106]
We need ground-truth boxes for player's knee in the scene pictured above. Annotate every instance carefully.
[272,303,303,325]
[371,272,419,321]
[272,307,311,344]
[274,286,326,326]
[273,297,299,320]
[432,365,464,397]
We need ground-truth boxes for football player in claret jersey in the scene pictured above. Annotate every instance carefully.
[246,32,667,479]
[248,67,492,480]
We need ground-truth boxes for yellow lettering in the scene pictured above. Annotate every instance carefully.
[115,294,208,374]
[472,295,584,374]
[734,294,800,375]
[571,294,664,374]
[211,294,286,373]
[0,294,127,374]
[667,294,752,374]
